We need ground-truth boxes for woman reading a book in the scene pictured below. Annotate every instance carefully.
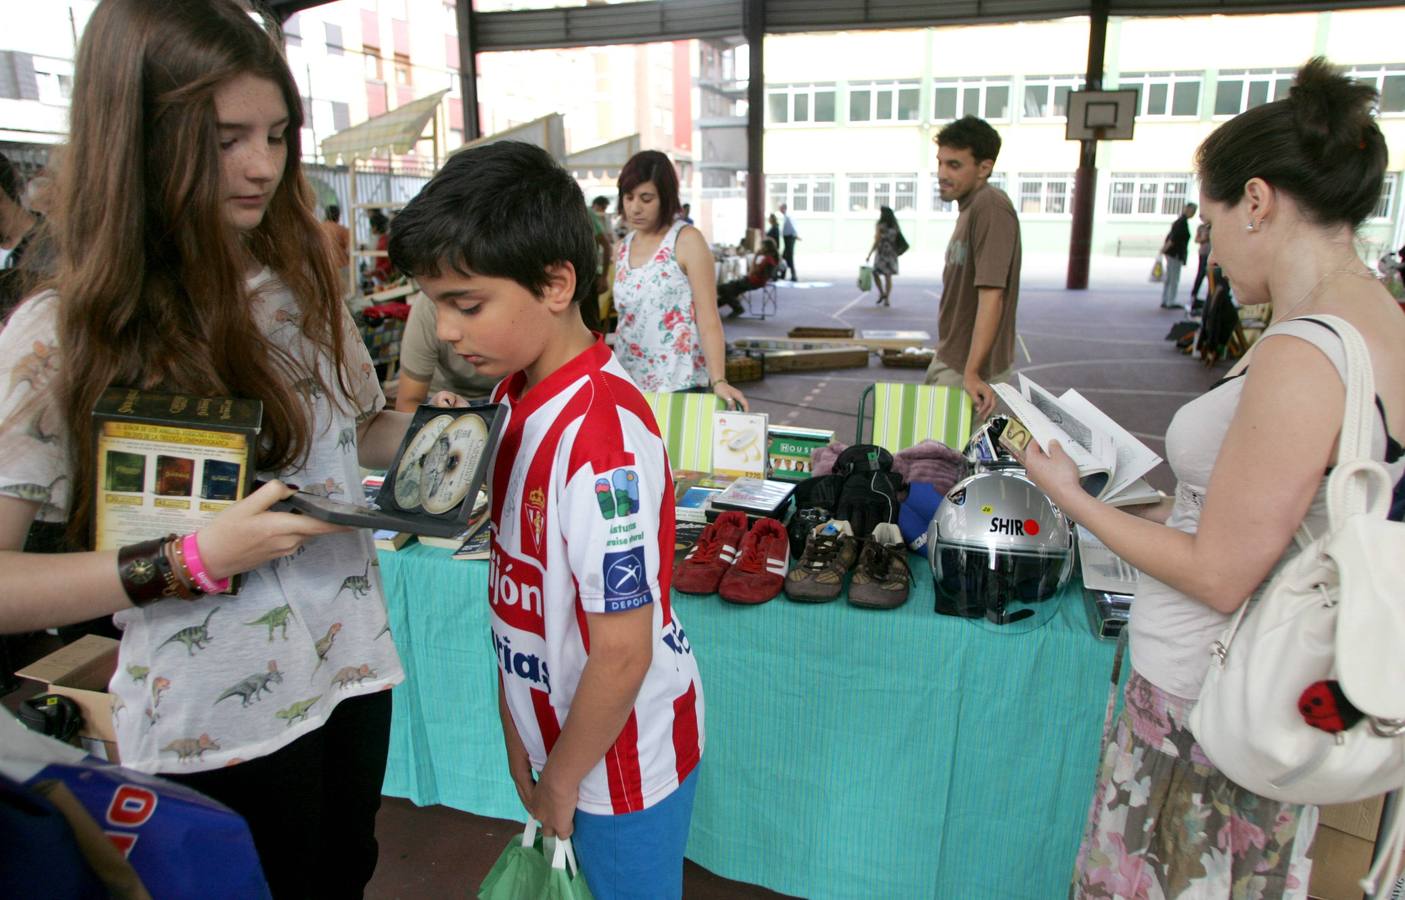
[1018,58,1405,897]
[0,1,417,894]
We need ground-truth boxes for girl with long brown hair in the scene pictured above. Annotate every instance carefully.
[0,0,415,893]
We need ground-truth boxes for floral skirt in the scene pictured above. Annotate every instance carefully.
[1071,670,1318,899]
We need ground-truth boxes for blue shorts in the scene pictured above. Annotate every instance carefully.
[569,765,700,900]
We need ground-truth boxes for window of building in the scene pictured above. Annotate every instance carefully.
[931,173,1007,213]
[284,14,302,46]
[1118,72,1201,118]
[1213,69,1292,117]
[1107,173,1193,216]
[1372,173,1399,220]
[766,83,837,125]
[1017,173,1073,215]
[845,173,917,212]
[32,57,73,106]
[324,23,344,56]
[849,81,921,123]
[768,175,835,213]
[1349,65,1405,114]
[364,48,384,81]
[331,101,351,133]
[1022,75,1083,120]
[933,77,1011,123]
[394,55,412,87]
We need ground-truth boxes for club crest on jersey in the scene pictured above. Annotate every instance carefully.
[602,546,651,612]
[594,468,640,520]
[524,486,546,552]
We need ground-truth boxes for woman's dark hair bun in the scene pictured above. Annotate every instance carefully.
[1196,55,1386,229]
[1288,57,1378,164]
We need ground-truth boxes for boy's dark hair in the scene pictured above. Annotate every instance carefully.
[618,150,681,232]
[389,141,597,307]
[591,195,610,210]
[936,116,1002,164]
[0,153,23,205]
[1197,57,1386,229]
[325,204,341,222]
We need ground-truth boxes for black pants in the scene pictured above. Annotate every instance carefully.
[782,236,797,281]
[164,690,392,899]
[717,277,755,310]
[1191,253,1210,300]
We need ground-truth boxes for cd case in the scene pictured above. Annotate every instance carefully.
[271,402,505,538]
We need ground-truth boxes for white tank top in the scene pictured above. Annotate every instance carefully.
[1129,317,1405,699]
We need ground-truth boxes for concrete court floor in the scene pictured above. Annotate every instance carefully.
[366,253,1230,899]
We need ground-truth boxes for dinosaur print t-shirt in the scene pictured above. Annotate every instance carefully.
[0,273,404,774]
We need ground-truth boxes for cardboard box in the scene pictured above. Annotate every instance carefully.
[1309,796,1386,900]
[16,635,120,762]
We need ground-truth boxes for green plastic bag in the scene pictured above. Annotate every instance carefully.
[478,820,594,900]
[857,264,873,292]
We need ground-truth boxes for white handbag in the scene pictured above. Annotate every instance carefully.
[1188,315,1405,895]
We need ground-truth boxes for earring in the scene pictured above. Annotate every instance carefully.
[1245,221,1255,232]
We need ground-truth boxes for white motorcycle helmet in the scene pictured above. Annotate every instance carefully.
[927,470,1073,629]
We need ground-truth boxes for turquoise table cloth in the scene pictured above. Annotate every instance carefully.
[378,543,1119,900]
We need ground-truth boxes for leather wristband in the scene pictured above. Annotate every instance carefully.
[118,536,178,607]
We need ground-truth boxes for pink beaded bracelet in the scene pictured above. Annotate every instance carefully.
[181,532,230,594]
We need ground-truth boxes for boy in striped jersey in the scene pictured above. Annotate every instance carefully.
[389,142,704,899]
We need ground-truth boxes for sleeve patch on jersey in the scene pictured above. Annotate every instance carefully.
[602,546,652,612]
[594,468,640,520]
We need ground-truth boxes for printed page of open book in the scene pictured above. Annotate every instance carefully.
[990,379,1111,482]
[1056,389,1163,500]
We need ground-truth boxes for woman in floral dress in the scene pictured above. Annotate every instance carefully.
[1019,58,1405,898]
[612,150,748,411]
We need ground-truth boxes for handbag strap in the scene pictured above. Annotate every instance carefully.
[1286,316,1381,540]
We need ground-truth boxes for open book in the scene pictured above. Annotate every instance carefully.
[992,375,1165,507]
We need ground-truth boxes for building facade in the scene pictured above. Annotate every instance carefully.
[761,10,1405,264]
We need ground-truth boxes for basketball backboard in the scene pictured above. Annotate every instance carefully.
[1065,90,1138,141]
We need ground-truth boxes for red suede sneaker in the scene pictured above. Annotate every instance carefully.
[718,517,790,605]
[674,510,749,595]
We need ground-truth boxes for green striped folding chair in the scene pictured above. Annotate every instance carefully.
[643,392,725,471]
[855,383,974,452]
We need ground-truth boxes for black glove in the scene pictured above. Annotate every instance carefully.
[834,469,902,539]
[792,473,844,514]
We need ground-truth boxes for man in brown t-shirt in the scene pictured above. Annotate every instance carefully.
[925,116,1021,419]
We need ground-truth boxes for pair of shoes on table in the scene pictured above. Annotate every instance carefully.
[848,523,911,610]
[786,521,910,607]
[675,511,790,605]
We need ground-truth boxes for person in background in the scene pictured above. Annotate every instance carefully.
[716,237,779,318]
[0,1,419,893]
[866,205,905,307]
[368,207,394,286]
[1020,58,1404,897]
[584,195,612,332]
[320,203,351,283]
[1189,215,1212,306]
[388,140,705,900]
[0,153,39,324]
[612,149,747,411]
[393,291,498,411]
[778,202,798,281]
[765,212,780,246]
[924,116,1021,419]
[1160,202,1196,309]
[679,202,693,225]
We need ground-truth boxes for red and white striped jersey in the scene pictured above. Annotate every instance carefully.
[488,338,704,815]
